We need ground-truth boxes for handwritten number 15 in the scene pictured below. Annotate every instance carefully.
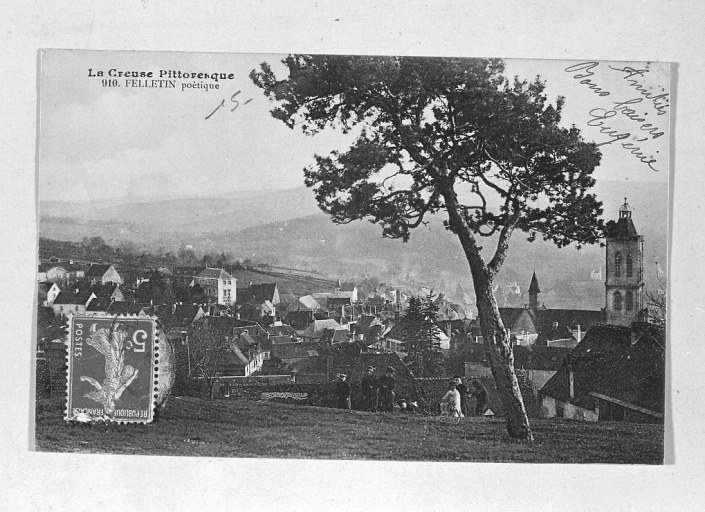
[205,91,254,120]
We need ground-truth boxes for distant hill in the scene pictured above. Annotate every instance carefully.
[40,186,322,235]
[208,179,667,299]
[39,179,668,303]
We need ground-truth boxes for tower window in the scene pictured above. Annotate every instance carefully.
[615,252,622,278]
[626,254,633,278]
[625,291,634,311]
[613,291,623,311]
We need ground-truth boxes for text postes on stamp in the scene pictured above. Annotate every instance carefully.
[65,316,157,423]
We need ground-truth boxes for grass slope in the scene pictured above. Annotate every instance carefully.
[35,397,663,464]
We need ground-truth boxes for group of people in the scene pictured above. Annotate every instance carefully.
[334,366,488,418]
[440,376,488,418]
[334,365,397,412]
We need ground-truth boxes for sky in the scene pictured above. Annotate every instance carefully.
[38,50,670,204]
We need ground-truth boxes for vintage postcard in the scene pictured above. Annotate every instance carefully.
[35,49,669,463]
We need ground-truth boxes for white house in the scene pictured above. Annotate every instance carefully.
[194,267,236,305]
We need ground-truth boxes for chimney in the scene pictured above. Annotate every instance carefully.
[576,324,581,343]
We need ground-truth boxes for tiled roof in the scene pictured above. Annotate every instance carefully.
[320,328,350,344]
[498,307,537,330]
[266,324,297,336]
[540,323,665,414]
[327,296,353,307]
[38,263,66,273]
[513,346,573,371]
[52,290,92,305]
[196,268,234,280]
[355,315,383,336]
[302,319,343,339]
[104,302,150,315]
[288,295,321,312]
[535,309,603,343]
[88,283,119,299]
[271,334,295,345]
[249,283,277,302]
[85,264,112,278]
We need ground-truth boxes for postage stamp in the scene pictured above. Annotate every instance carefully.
[65,315,157,423]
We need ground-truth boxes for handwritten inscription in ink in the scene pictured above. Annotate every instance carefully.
[565,62,669,173]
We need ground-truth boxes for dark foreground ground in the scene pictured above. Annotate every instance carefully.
[34,397,664,463]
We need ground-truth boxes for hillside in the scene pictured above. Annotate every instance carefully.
[35,397,663,463]
[38,179,668,304]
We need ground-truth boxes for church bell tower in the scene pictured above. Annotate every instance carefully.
[605,198,645,326]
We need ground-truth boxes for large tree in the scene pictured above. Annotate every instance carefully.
[252,56,604,439]
[402,294,445,378]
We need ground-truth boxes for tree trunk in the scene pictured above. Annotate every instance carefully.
[473,271,534,440]
[440,181,534,440]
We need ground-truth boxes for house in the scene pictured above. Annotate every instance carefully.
[513,345,574,393]
[285,295,322,330]
[38,282,61,307]
[51,289,97,317]
[238,282,280,305]
[190,317,265,377]
[194,267,236,305]
[534,309,604,348]
[540,323,665,423]
[301,319,344,342]
[227,338,266,376]
[85,264,123,286]
[353,315,384,344]
[337,282,359,302]
[152,304,206,343]
[37,264,68,283]
[88,283,124,303]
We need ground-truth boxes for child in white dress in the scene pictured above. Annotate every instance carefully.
[440,380,463,417]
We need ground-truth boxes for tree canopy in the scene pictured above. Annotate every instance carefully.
[252,56,604,274]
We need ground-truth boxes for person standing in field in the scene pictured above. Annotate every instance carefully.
[471,379,489,416]
[440,380,463,417]
[454,376,470,417]
[335,373,351,410]
[360,365,379,412]
[378,366,396,413]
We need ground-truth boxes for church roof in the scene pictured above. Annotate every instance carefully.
[611,217,639,238]
[609,198,640,239]
[529,271,541,294]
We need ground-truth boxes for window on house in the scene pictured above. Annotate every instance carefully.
[615,252,622,277]
[625,291,633,311]
[614,291,623,311]
[626,254,633,277]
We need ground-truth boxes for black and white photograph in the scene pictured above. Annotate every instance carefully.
[34,49,669,463]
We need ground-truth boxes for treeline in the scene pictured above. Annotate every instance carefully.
[38,236,270,271]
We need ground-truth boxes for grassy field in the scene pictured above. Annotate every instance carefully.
[35,397,663,463]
